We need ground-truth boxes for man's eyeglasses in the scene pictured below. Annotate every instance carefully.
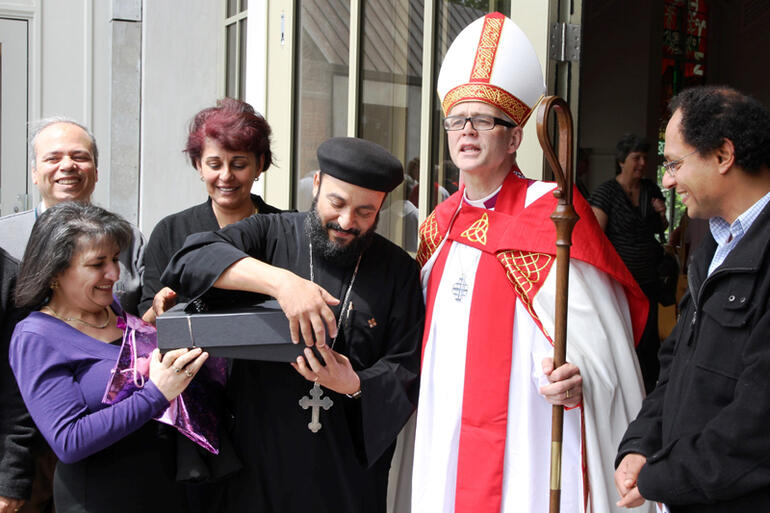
[661,150,697,177]
[443,115,516,132]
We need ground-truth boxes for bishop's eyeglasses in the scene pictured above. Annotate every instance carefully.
[443,115,516,132]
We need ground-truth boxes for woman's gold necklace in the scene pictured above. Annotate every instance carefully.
[43,305,111,329]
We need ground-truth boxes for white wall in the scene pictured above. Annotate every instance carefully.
[510,0,552,179]
[139,0,223,234]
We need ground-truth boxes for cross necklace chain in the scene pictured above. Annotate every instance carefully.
[298,241,361,433]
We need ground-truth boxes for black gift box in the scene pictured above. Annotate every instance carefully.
[157,300,307,362]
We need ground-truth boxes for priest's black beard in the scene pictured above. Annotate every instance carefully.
[306,197,378,267]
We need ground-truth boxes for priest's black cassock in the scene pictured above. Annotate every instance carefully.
[162,211,423,513]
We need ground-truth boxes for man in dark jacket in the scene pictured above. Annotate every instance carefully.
[0,247,35,513]
[615,85,770,512]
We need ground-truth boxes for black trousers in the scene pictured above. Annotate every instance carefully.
[636,285,661,395]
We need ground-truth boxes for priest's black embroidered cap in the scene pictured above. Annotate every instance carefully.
[317,137,403,193]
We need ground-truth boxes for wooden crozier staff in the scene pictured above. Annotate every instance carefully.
[535,95,578,513]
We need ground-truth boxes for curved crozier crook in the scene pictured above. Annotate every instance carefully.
[535,94,579,513]
[536,96,574,206]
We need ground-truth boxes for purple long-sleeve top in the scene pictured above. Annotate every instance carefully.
[8,305,169,464]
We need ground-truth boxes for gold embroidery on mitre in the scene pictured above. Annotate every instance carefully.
[460,212,489,245]
[472,47,496,82]
[470,17,504,82]
[497,250,553,321]
[417,211,440,267]
[442,84,531,126]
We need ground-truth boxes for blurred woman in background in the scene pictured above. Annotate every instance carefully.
[590,134,668,393]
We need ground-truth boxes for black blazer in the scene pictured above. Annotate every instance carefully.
[0,248,36,501]
[617,200,770,512]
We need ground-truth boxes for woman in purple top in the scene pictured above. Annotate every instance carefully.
[9,203,209,513]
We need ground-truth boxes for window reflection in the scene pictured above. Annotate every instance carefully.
[225,1,248,100]
[293,0,351,212]
[227,0,238,18]
[291,0,510,252]
[429,2,508,217]
[238,19,247,99]
[226,23,237,98]
[360,0,424,252]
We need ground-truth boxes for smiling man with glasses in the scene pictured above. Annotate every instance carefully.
[616,86,770,513]
[411,12,650,513]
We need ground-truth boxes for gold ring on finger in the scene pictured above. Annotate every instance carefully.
[185,369,193,377]
[565,389,571,400]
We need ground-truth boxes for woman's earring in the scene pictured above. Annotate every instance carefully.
[51,280,58,290]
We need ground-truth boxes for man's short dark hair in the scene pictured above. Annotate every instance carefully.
[669,85,770,174]
[615,133,650,175]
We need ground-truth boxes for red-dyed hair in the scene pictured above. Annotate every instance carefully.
[184,98,273,171]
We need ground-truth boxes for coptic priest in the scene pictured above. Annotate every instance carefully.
[411,12,653,513]
[162,137,423,513]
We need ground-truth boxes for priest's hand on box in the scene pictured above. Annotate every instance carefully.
[538,357,582,408]
[291,341,361,396]
[215,257,341,345]
[274,271,340,346]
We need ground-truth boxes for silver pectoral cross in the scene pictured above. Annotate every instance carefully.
[298,382,333,433]
[452,275,468,302]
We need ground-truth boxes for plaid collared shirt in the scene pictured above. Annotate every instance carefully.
[707,190,770,276]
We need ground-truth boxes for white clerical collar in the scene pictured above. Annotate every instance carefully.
[463,184,503,210]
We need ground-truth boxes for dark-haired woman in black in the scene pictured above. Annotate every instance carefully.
[590,134,668,394]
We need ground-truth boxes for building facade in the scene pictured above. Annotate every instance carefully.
[1,0,768,249]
